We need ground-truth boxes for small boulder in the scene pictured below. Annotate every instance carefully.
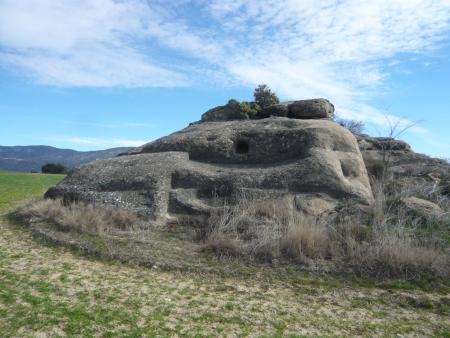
[201,100,259,122]
[258,104,289,118]
[259,99,334,119]
[400,197,443,216]
[357,136,411,152]
[357,133,450,190]
[288,98,335,119]
[294,194,336,217]
[201,104,240,122]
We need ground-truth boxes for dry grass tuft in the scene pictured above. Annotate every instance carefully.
[202,189,450,280]
[202,196,294,261]
[16,199,137,235]
[14,181,450,282]
[281,220,329,262]
[333,224,450,279]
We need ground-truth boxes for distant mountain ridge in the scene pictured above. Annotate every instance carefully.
[0,145,132,172]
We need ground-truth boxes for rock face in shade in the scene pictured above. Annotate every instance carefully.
[257,103,289,118]
[46,116,373,225]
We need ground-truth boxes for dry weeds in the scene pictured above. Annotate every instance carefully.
[203,187,450,280]
[16,198,137,234]
[3,171,450,336]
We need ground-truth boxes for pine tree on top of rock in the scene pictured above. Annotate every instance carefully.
[254,84,279,109]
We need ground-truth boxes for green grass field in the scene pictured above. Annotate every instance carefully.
[0,171,64,210]
[0,171,449,337]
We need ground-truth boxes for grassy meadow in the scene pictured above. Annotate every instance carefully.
[0,171,65,210]
[0,171,450,337]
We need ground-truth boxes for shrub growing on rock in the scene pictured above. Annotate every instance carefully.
[239,101,260,119]
[335,118,365,134]
[201,85,279,121]
[226,99,260,120]
[254,84,279,109]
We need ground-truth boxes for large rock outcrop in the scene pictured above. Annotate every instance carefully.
[46,117,373,225]
[357,134,450,188]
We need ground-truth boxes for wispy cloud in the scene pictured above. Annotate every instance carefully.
[1,0,450,132]
[0,0,187,87]
[203,0,450,131]
[45,136,146,148]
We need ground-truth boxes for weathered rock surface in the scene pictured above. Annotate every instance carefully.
[258,103,289,118]
[357,134,450,188]
[400,197,443,216]
[202,98,334,122]
[259,99,334,119]
[287,99,335,119]
[201,102,242,122]
[47,117,373,225]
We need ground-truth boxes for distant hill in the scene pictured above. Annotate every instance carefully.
[0,145,132,172]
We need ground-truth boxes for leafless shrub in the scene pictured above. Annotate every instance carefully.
[202,192,450,280]
[348,225,449,279]
[110,209,138,230]
[335,118,365,134]
[17,199,137,235]
[376,114,419,183]
[440,179,450,197]
[203,196,294,261]
[201,234,241,258]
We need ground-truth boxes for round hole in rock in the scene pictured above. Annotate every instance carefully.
[235,140,249,154]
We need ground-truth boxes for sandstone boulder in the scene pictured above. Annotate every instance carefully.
[258,103,289,118]
[47,117,373,225]
[400,197,443,216]
[259,99,334,119]
[202,98,334,122]
[356,134,450,190]
[201,102,242,122]
[200,100,259,122]
[258,99,334,119]
[288,99,334,119]
[294,194,337,217]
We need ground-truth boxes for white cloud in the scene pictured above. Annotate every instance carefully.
[1,0,450,133]
[0,46,185,87]
[0,0,187,86]
[203,0,450,132]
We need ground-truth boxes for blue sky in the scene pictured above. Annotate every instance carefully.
[0,0,449,158]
